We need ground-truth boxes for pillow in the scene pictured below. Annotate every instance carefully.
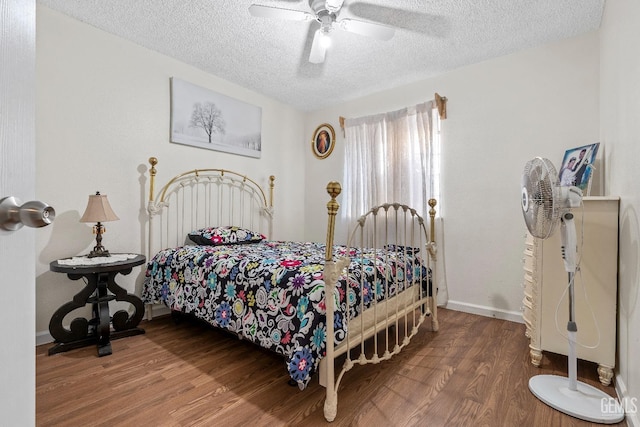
[187,226,265,246]
[183,235,199,246]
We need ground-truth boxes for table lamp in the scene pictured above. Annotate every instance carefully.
[80,191,119,258]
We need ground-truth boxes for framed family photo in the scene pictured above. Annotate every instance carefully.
[170,77,262,158]
[312,123,335,159]
[559,142,600,194]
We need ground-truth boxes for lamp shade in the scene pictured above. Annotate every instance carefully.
[79,192,119,223]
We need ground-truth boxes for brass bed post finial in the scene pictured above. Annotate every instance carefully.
[427,198,438,260]
[148,157,158,202]
[325,181,342,261]
[269,175,275,208]
[428,198,437,244]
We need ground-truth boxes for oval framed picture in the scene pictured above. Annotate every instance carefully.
[312,123,335,159]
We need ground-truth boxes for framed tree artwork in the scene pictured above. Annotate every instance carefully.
[170,77,262,158]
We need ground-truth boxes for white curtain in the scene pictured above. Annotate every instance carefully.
[343,101,435,219]
[341,100,448,306]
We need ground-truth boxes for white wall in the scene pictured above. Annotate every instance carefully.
[600,0,640,423]
[0,0,36,424]
[304,32,600,321]
[35,6,306,335]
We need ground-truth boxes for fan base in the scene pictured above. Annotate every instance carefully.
[529,375,624,424]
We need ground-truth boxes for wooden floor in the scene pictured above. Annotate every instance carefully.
[36,309,627,426]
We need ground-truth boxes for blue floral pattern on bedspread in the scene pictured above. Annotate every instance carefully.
[142,241,430,389]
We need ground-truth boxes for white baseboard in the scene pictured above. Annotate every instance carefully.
[615,376,639,427]
[444,300,524,324]
[148,304,171,319]
[36,330,53,346]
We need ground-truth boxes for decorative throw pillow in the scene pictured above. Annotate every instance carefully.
[187,226,265,246]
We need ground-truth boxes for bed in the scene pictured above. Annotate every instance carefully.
[142,157,439,422]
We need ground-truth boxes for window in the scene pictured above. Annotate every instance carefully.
[340,101,447,306]
[341,101,441,225]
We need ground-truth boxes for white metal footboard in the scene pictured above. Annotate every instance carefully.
[321,182,438,422]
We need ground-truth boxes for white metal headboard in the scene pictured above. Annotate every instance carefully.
[146,157,274,258]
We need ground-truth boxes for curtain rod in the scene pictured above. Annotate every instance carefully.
[339,92,447,135]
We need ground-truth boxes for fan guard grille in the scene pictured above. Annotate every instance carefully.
[521,157,561,239]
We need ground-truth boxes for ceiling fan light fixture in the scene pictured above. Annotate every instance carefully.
[309,29,328,63]
[249,0,399,64]
[319,30,332,48]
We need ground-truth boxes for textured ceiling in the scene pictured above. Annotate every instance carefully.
[37,0,604,112]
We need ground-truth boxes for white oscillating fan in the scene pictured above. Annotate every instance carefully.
[521,157,624,424]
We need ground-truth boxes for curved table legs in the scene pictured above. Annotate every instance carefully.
[48,268,145,357]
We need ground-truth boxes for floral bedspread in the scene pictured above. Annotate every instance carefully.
[142,240,430,389]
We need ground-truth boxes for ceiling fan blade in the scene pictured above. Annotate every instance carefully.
[309,29,328,64]
[249,4,313,21]
[338,18,395,40]
[347,3,449,37]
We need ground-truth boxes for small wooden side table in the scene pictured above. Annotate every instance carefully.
[48,254,146,357]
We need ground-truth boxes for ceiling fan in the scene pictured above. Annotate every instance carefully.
[249,0,396,64]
